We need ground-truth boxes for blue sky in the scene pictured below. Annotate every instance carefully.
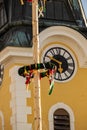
[81,0,87,17]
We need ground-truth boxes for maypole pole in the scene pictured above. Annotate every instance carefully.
[32,0,42,129]
[18,0,56,129]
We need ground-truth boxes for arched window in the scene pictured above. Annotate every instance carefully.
[54,108,70,130]
[48,103,75,130]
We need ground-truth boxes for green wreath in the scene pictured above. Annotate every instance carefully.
[18,62,55,77]
[18,62,56,95]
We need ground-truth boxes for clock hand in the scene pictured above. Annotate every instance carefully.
[47,55,63,73]
[47,55,62,65]
[58,64,63,73]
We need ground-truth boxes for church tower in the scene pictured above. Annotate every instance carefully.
[0,0,87,130]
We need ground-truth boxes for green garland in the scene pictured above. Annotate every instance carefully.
[18,62,56,95]
[18,62,54,77]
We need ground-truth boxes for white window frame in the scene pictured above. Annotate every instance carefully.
[48,102,75,130]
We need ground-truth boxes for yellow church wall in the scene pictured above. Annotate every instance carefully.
[7,64,87,130]
[40,68,87,130]
[38,26,87,130]
[0,63,87,130]
[26,64,87,130]
[0,26,87,130]
[0,62,33,130]
[27,81,35,128]
[0,64,13,130]
[0,50,87,130]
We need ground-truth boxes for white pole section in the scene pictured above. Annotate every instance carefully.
[32,0,42,129]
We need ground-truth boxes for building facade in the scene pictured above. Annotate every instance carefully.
[0,0,87,130]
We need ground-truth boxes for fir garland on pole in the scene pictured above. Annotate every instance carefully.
[18,62,56,95]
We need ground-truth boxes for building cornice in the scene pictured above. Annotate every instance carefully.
[0,47,33,66]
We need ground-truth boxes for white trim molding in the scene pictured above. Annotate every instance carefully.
[9,66,32,130]
[48,103,75,130]
[39,26,87,68]
[0,47,33,66]
[0,111,4,130]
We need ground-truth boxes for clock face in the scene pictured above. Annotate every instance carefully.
[42,46,76,82]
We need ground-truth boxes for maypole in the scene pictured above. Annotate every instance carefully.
[18,0,56,129]
[32,0,42,129]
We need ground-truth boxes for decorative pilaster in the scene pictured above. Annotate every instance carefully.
[9,66,32,130]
